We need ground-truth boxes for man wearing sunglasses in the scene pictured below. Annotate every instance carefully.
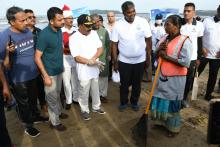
[69,14,105,121]
[24,9,48,116]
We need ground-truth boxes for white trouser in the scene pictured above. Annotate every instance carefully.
[62,66,79,104]
[44,74,63,126]
[99,76,108,97]
[78,78,101,113]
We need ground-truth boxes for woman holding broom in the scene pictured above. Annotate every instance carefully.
[150,15,192,137]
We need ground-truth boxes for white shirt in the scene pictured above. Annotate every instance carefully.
[69,30,102,81]
[151,24,166,52]
[111,16,152,64]
[62,26,77,67]
[202,16,220,59]
[180,19,204,60]
[105,23,115,40]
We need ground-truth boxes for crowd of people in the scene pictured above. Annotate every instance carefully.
[0,1,219,147]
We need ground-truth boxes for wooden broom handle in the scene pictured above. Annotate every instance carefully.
[145,58,162,114]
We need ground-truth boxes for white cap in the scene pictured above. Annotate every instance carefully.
[63,10,73,18]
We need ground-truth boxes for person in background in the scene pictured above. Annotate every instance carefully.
[106,11,116,80]
[0,61,13,147]
[69,14,105,121]
[151,13,166,77]
[91,13,110,103]
[112,1,152,111]
[198,5,220,100]
[181,2,204,107]
[35,7,68,131]
[150,15,192,137]
[98,15,104,27]
[61,5,79,110]
[24,9,48,115]
[0,6,48,137]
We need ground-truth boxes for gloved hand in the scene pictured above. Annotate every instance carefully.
[95,61,105,72]
[87,59,96,65]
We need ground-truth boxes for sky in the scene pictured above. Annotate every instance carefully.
[0,0,219,17]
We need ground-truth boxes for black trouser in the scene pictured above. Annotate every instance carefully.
[36,75,46,107]
[183,60,197,100]
[0,92,12,147]
[109,59,113,79]
[118,61,145,105]
[198,57,220,97]
[12,77,40,128]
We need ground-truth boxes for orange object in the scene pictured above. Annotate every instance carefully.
[161,35,188,76]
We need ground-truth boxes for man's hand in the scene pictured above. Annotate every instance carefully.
[107,55,111,61]
[43,75,52,86]
[96,61,105,72]
[159,50,167,59]
[216,51,220,58]
[87,59,96,65]
[195,60,200,68]
[202,48,208,57]
[6,41,15,53]
[3,84,11,104]
[113,61,119,72]
[158,41,168,51]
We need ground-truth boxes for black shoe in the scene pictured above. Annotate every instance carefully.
[100,96,108,103]
[131,104,140,111]
[33,116,49,124]
[59,113,68,119]
[72,101,79,105]
[65,104,71,110]
[50,124,67,131]
[205,95,215,101]
[25,127,40,137]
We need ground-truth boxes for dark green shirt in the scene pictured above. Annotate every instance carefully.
[97,27,110,77]
[36,25,63,76]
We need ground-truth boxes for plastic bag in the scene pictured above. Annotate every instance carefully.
[191,72,198,100]
[112,71,120,83]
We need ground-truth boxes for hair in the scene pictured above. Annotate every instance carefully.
[166,15,183,29]
[121,1,135,13]
[99,15,103,22]
[24,9,33,13]
[47,7,63,21]
[90,13,99,20]
[6,6,23,24]
[184,2,196,10]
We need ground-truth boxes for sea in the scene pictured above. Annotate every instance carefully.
[0,13,150,31]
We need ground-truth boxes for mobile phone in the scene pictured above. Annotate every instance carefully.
[8,35,14,67]
[9,35,13,46]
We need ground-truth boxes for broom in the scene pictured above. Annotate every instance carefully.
[132,58,162,147]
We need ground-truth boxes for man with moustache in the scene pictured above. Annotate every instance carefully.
[69,14,105,121]
[111,1,152,111]
[0,6,46,137]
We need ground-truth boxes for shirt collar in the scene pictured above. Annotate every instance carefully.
[183,18,197,25]
[214,15,220,23]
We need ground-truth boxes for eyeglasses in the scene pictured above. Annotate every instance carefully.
[28,16,36,19]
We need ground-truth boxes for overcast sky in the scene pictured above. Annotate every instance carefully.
[0,0,219,17]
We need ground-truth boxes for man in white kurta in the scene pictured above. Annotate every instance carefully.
[69,14,105,121]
